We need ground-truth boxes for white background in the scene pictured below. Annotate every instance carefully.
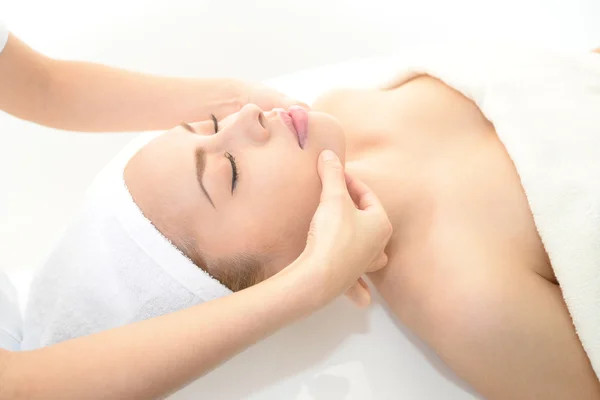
[2,1,600,399]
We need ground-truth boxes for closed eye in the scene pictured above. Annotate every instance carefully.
[211,114,219,133]
[224,152,238,194]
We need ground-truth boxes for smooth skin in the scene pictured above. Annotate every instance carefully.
[312,47,600,399]
[0,30,391,399]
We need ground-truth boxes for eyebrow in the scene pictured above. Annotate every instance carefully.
[181,123,216,209]
[193,144,216,209]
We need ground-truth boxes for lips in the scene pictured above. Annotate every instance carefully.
[276,107,308,149]
[288,106,308,148]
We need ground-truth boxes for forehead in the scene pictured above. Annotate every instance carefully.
[124,131,204,240]
[127,132,196,194]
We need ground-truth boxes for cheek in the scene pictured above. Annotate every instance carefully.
[202,182,320,259]
[253,168,321,267]
[205,148,322,271]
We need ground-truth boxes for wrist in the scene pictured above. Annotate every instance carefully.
[270,253,338,311]
[184,78,245,122]
[212,78,245,118]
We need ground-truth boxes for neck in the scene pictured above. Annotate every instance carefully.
[345,146,438,258]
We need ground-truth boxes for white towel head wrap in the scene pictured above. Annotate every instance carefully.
[22,132,232,349]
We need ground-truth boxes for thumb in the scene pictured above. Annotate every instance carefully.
[317,150,347,202]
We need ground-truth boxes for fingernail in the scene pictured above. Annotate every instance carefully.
[321,150,338,162]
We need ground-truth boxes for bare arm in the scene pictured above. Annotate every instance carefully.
[0,262,318,400]
[0,33,296,132]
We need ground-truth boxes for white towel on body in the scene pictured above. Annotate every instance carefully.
[379,43,600,378]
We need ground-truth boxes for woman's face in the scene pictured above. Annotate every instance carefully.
[125,104,346,283]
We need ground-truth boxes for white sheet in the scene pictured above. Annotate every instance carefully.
[172,298,478,400]
[0,271,22,351]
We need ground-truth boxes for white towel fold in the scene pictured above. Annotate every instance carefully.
[379,42,600,379]
[21,133,231,350]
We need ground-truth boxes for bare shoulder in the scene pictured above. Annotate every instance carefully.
[312,87,383,116]
[0,349,16,399]
[311,87,395,138]
[312,75,490,137]
[313,75,479,115]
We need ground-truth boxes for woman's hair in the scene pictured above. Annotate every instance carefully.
[125,169,262,292]
[175,234,265,292]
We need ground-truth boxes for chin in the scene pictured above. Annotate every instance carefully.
[307,111,347,165]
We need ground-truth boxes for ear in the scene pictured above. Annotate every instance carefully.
[345,277,372,308]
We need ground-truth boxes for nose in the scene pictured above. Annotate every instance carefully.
[231,104,269,144]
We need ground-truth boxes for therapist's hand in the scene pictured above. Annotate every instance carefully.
[236,80,309,113]
[302,150,392,308]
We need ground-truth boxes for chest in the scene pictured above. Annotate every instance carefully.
[315,77,551,287]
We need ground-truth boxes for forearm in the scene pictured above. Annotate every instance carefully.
[44,59,243,132]
[0,261,321,400]
[0,33,244,132]
[0,35,52,124]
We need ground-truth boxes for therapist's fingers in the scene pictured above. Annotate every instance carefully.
[317,150,348,202]
[367,252,388,273]
[244,81,310,113]
[282,97,311,110]
[345,172,384,212]
[345,277,371,308]
[346,171,393,251]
